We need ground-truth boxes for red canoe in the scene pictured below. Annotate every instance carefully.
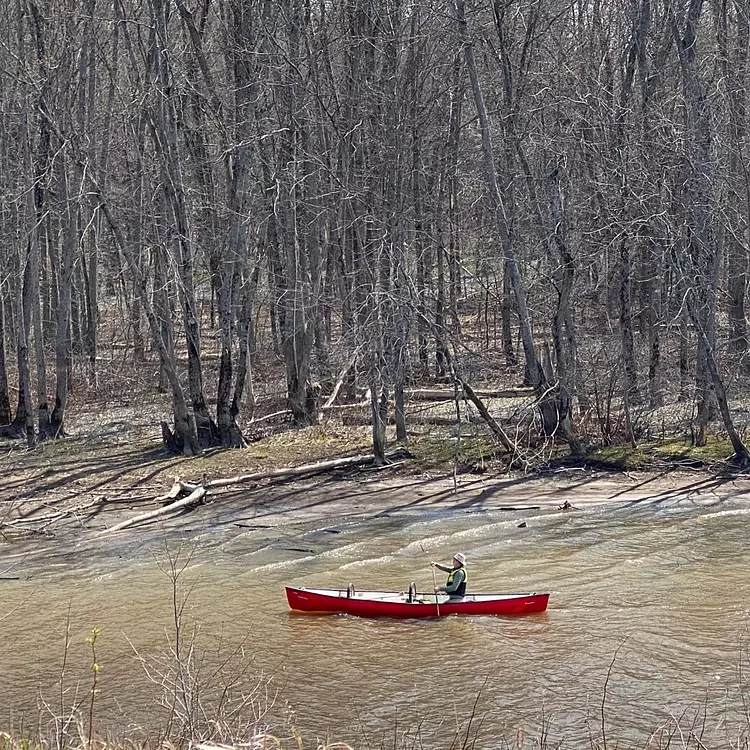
[285,585,549,618]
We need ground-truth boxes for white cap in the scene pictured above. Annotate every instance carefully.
[453,552,466,566]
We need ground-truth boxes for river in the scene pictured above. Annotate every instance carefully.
[2,473,750,748]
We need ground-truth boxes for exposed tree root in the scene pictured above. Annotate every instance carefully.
[0,423,25,439]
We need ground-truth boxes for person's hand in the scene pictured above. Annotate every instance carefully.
[434,586,440,593]
[430,561,436,567]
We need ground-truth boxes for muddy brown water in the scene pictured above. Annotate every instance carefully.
[2,474,750,748]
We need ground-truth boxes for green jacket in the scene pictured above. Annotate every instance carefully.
[435,563,467,597]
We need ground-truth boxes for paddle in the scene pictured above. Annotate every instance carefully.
[420,543,440,616]
[430,564,441,616]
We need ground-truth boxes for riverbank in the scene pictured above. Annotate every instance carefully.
[3,400,750,548]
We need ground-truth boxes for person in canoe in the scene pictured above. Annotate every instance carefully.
[430,552,468,599]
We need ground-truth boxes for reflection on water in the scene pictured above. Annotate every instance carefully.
[3,495,750,747]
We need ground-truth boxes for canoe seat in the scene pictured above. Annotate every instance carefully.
[346,583,355,598]
[408,582,417,603]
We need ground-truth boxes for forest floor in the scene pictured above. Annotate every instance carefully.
[4,393,750,546]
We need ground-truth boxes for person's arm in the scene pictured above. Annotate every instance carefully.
[433,562,451,573]
[442,568,465,594]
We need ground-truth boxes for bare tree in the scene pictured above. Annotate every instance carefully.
[455,0,581,454]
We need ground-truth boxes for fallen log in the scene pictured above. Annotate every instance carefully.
[458,379,516,453]
[104,485,206,534]
[341,414,474,427]
[320,399,370,413]
[407,387,534,401]
[205,450,407,489]
[102,451,408,534]
[2,498,102,530]
[248,410,292,425]
[320,351,359,411]
[155,481,195,502]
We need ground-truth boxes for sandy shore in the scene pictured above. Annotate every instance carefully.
[4,411,750,564]
[7,459,750,539]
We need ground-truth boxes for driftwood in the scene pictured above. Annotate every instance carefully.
[1,499,102,531]
[104,484,206,534]
[103,450,407,534]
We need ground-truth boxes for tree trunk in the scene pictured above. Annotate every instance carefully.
[215,0,258,449]
[27,3,51,438]
[149,0,218,447]
[446,53,464,339]
[49,156,80,438]
[97,194,201,455]
[680,269,750,462]
[0,287,13,425]
[456,0,573,447]
[414,144,430,379]
[371,381,388,465]
[547,166,583,455]
[675,0,720,447]
[266,0,317,426]
[81,0,100,389]
[232,266,260,420]
[11,254,36,445]
[619,236,639,405]
[722,0,750,366]
[646,240,665,407]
